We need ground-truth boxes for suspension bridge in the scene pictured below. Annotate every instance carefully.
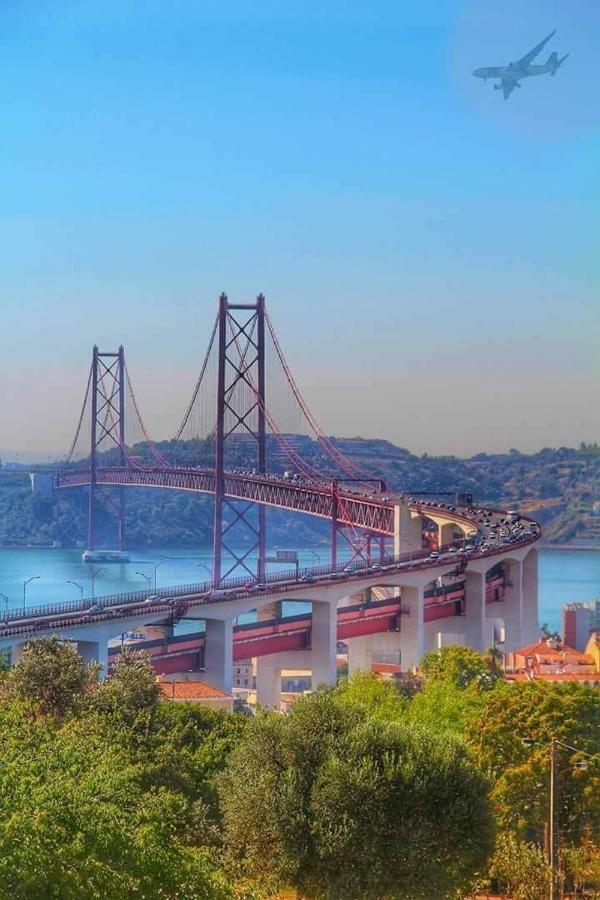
[2,294,541,702]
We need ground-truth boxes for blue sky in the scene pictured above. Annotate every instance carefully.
[1,0,598,459]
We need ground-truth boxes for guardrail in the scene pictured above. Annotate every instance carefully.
[0,525,541,640]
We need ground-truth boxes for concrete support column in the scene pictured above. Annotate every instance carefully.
[9,642,26,667]
[347,631,402,675]
[254,602,283,708]
[501,559,523,652]
[522,549,539,645]
[393,503,423,557]
[310,600,338,690]
[400,585,424,671]
[438,522,455,549]
[464,570,487,652]
[255,654,282,710]
[203,618,233,693]
[77,633,110,678]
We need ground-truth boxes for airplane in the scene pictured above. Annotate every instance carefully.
[473,31,569,99]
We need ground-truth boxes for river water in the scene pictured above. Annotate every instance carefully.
[0,546,598,634]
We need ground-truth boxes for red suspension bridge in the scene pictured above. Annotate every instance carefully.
[55,294,422,582]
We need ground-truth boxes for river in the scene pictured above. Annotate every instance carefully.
[0,546,598,634]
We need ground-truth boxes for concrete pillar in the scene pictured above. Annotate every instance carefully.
[310,600,338,690]
[393,502,422,557]
[255,654,282,709]
[254,601,283,708]
[522,549,539,645]
[464,570,487,652]
[347,631,402,675]
[501,559,523,652]
[438,522,456,549]
[400,585,424,671]
[203,618,233,693]
[77,636,110,678]
[8,642,26,666]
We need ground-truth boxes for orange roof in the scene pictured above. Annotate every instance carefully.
[536,672,600,683]
[506,671,600,683]
[158,680,232,700]
[516,638,592,662]
[371,662,403,674]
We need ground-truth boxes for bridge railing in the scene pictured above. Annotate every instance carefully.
[0,525,541,632]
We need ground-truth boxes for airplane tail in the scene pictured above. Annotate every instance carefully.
[547,51,569,74]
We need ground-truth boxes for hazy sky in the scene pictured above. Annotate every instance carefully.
[1,0,598,460]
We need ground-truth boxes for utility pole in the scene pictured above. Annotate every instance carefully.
[549,737,557,900]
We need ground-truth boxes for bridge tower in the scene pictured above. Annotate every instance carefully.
[87,346,126,553]
[213,294,267,584]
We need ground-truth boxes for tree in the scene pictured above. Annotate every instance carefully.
[420,645,500,690]
[406,679,487,737]
[4,636,98,719]
[0,704,232,899]
[91,649,160,733]
[220,690,494,899]
[335,670,408,721]
[465,681,600,845]
[489,833,551,900]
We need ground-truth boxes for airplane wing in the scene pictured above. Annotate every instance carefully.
[501,79,516,100]
[517,30,556,68]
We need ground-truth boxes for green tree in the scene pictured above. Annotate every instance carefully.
[4,636,98,719]
[489,833,551,900]
[335,670,408,722]
[420,645,500,690]
[0,704,232,899]
[406,679,487,737]
[220,690,494,899]
[91,648,160,734]
[466,681,600,845]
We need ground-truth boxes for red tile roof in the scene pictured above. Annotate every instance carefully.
[371,662,403,674]
[507,671,600,684]
[158,680,232,700]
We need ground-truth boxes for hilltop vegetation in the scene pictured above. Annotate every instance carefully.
[0,440,597,548]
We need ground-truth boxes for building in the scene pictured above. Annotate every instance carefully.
[562,602,593,651]
[233,659,253,691]
[505,636,600,686]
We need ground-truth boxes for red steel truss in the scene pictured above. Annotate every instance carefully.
[55,467,396,534]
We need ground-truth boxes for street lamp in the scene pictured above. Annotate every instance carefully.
[89,567,105,600]
[23,576,40,615]
[196,563,212,582]
[522,736,598,899]
[135,571,152,593]
[151,557,171,590]
[0,592,9,623]
[67,580,85,601]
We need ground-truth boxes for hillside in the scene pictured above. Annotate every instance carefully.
[0,441,598,549]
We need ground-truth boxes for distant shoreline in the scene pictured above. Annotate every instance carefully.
[540,544,600,553]
[2,543,599,554]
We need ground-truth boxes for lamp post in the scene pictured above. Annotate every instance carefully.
[522,736,597,900]
[135,572,152,593]
[67,580,85,601]
[151,557,171,590]
[89,567,105,600]
[23,576,40,615]
[196,563,212,583]
[0,592,9,623]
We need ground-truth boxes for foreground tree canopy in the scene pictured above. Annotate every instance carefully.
[0,638,597,898]
[0,642,241,899]
[220,691,494,899]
